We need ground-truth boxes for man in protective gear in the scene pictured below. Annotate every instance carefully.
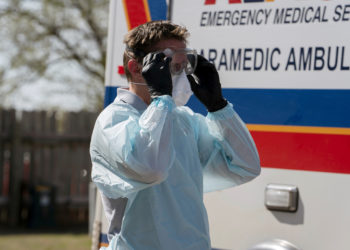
[90,20,261,250]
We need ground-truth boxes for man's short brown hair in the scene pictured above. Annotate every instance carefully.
[123,21,189,80]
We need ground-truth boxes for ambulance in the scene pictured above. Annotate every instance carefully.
[91,0,350,249]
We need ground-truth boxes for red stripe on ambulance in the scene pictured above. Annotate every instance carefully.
[123,0,150,30]
[251,131,350,174]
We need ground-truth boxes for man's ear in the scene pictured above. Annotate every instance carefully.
[128,59,142,76]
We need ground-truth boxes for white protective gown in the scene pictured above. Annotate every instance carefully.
[90,88,260,250]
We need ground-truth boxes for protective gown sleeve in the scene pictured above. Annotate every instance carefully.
[90,95,176,199]
[195,103,261,192]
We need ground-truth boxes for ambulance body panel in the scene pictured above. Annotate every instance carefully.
[96,1,350,249]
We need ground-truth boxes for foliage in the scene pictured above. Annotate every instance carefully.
[0,0,109,110]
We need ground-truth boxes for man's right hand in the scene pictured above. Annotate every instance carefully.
[142,52,173,98]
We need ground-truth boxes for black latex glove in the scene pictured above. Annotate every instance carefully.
[141,52,172,98]
[187,55,227,112]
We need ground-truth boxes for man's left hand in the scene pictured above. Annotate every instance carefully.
[187,55,227,112]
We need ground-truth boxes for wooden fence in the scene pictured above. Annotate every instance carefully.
[0,109,98,229]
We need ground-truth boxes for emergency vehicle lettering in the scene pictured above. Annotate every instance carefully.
[274,6,329,24]
[205,0,274,5]
[199,46,350,72]
[200,48,281,71]
[200,4,350,26]
[200,9,273,26]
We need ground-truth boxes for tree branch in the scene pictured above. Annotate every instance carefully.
[6,6,104,81]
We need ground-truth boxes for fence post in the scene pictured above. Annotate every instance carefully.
[89,181,97,236]
[8,110,22,227]
[0,110,4,198]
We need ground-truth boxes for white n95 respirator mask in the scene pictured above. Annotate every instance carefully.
[171,71,193,106]
[162,48,195,106]
[130,72,193,106]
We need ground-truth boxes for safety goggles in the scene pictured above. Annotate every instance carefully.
[162,48,197,75]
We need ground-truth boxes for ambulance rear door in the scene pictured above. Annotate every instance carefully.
[171,1,350,249]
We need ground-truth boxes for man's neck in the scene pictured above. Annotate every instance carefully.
[129,83,151,105]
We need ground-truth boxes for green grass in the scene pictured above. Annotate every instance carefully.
[0,233,91,250]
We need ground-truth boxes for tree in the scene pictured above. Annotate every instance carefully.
[0,0,109,111]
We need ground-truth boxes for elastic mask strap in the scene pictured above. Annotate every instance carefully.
[129,81,147,86]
